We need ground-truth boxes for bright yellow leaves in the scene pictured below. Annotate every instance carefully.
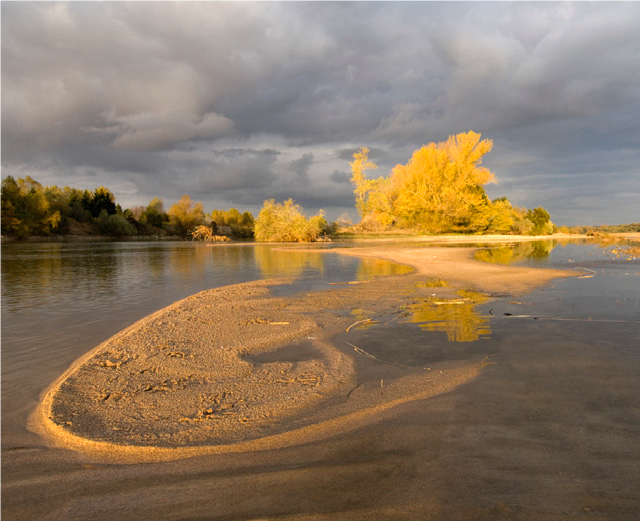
[349,147,379,218]
[167,195,206,237]
[349,131,510,234]
[254,199,326,242]
[388,131,496,232]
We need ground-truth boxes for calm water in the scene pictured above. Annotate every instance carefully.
[340,240,639,372]
[2,239,639,520]
[1,241,411,444]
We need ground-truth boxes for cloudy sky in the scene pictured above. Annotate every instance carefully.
[2,2,639,225]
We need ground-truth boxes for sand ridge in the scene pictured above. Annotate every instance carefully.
[31,245,578,463]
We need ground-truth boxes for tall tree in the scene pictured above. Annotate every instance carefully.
[88,187,117,218]
[167,195,205,237]
[387,131,496,232]
[349,147,378,218]
[1,176,60,237]
[141,197,167,228]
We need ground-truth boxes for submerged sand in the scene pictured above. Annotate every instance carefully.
[32,246,577,463]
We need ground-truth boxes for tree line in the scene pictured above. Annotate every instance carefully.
[0,176,254,239]
[2,131,566,242]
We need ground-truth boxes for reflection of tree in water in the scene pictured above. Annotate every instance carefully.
[356,258,413,281]
[474,240,557,265]
[1,243,123,308]
[254,247,325,279]
[589,234,640,260]
[169,244,253,277]
[404,290,491,342]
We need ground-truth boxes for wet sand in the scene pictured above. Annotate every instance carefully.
[6,244,640,519]
[31,247,575,463]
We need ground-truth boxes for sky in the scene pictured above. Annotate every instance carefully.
[2,2,639,226]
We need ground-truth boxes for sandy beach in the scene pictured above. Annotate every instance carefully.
[32,245,577,463]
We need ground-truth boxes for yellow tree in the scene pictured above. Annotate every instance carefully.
[167,195,205,237]
[349,147,378,217]
[389,131,496,232]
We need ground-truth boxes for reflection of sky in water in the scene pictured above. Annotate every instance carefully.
[0,241,415,437]
[473,240,640,322]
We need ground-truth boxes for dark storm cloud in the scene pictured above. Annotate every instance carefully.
[331,170,351,185]
[2,2,639,224]
[290,153,314,181]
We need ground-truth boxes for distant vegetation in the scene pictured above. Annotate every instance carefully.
[569,223,640,234]
[0,175,254,240]
[6,131,632,242]
[348,131,556,236]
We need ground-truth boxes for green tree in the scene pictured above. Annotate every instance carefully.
[141,197,168,229]
[526,206,556,235]
[1,176,61,237]
[96,209,136,236]
[88,187,117,218]
[209,208,255,237]
[68,188,94,222]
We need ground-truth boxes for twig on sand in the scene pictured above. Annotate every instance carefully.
[576,267,598,279]
[502,314,627,323]
[346,318,377,332]
[330,280,370,285]
[345,341,421,370]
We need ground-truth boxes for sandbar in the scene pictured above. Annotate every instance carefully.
[31,244,578,463]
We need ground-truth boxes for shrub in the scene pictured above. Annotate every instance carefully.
[254,199,326,242]
[96,210,136,236]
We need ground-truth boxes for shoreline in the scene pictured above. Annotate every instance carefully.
[31,244,579,463]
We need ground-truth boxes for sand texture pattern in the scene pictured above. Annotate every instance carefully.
[33,246,577,463]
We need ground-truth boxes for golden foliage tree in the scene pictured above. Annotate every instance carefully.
[349,132,557,235]
[1,176,61,237]
[167,195,206,237]
[388,131,496,232]
[254,199,326,242]
[349,147,378,218]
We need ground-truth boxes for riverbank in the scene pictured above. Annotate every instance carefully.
[332,232,585,243]
[32,244,578,463]
[0,234,184,243]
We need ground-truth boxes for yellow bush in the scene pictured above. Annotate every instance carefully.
[254,199,326,242]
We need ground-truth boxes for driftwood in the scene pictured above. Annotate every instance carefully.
[192,225,230,242]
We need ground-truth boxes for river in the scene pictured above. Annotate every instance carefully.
[2,239,639,520]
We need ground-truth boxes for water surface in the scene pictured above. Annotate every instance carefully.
[0,241,404,445]
[2,239,639,520]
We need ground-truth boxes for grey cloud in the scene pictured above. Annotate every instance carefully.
[107,111,234,151]
[168,147,279,195]
[331,170,351,185]
[2,2,639,225]
[289,153,314,181]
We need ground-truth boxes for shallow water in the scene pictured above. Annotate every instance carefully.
[2,239,639,520]
[0,241,405,446]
